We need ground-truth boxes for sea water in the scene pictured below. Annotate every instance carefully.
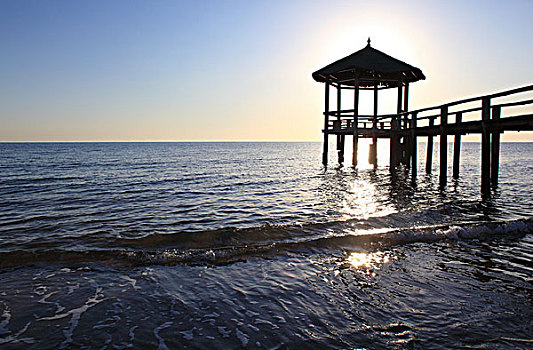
[0,142,531,349]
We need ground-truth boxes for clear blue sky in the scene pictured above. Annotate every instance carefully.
[1,0,532,141]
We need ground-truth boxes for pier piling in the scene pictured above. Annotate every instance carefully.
[322,82,330,166]
[440,107,448,187]
[491,106,501,187]
[481,98,491,194]
[453,113,462,178]
[410,113,417,177]
[426,118,435,173]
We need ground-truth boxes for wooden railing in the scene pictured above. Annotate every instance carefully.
[323,84,533,133]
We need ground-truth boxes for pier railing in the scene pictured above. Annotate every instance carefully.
[323,83,533,193]
[323,84,533,134]
[402,83,533,132]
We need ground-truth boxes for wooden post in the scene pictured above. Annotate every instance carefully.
[322,82,330,166]
[339,134,345,163]
[353,78,359,167]
[390,84,403,169]
[481,97,491,194]
[403,83,409,113]
[370,85,378,167]
[453,112,462,178]
[440,106,448,187]
[411,112,417,177]
[426,117,434,173]
[337,85,343,164]
[390,116,400,169]
[491,106,501,187]
[404,83,411,169]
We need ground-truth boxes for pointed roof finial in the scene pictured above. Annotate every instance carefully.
[367,37,371,47]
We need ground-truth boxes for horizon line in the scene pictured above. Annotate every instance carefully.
[1,140,532,143]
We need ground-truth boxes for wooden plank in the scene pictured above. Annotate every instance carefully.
[481,97,491,194]
[411,114,533,136]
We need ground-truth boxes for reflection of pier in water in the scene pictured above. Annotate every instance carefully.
[313,39,533,194]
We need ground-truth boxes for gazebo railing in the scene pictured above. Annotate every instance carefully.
[324,112,397,132]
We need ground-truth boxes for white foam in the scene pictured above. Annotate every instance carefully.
[383,219,533,247]
[40,288,104,349]
[154,321,173,349]
[0,321,35,345]
[120,275,140,290]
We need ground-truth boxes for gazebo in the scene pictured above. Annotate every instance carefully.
[312,38,425,168]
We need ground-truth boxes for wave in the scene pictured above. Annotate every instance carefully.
[0,218,532,269]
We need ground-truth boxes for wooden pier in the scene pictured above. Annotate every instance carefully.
[313,40,533,194]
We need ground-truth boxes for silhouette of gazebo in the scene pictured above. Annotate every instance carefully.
[312,38,425,167]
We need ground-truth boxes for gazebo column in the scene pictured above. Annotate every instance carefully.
[352,78,359,167]
[403,83,411,168]
[336,85,344,164]
[369,85,378,167]
[322,82,330,166]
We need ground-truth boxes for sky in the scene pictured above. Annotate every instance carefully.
[1,0,532,142]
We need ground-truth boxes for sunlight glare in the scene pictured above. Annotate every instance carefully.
[347,251,390,269]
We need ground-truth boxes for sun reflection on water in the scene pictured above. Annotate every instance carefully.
[347,251,390,269]
[340,177,396,220]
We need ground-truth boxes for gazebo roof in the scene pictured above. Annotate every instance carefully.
[312,39,425,88]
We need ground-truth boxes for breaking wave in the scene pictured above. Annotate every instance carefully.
[2,218,531,268]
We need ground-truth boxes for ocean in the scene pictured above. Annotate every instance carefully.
[0,141,531,349]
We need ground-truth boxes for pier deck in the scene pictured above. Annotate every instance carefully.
[321,84,533,194]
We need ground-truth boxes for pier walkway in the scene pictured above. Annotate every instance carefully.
[313,40,533,194]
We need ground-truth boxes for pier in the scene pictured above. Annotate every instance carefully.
[313,39,533,194]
